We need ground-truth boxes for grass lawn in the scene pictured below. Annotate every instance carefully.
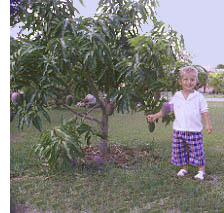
[10,102,224,212]
[204,94,224,98]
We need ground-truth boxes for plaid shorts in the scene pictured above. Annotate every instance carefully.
[171,130,205,167]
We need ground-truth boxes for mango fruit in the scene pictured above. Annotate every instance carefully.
[11,92,23,105]
[66,95,73,106]
[146,111,155,133]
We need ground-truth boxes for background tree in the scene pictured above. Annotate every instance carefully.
[216,64,224,69]
[10,0,207,166]
[208,70,224,94]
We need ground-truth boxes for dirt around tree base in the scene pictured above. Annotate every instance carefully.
[83,145,156,169]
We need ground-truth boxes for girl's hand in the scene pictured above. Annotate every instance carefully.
[147,114,156,123]
[202,112,212,134]
[146,111,163,123]
[205,124,212,134]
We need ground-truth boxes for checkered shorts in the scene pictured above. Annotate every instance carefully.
[171,130,205,167]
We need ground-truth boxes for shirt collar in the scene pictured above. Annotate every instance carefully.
[176,90,198,100]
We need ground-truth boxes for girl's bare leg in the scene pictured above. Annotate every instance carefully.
[198,166,205,172]
[182,165,188,171]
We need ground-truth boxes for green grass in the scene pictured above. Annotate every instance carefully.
[10,102,224,212]
[204,94,224,98]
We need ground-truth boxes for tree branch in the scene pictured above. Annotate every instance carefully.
[85,64,106,109]
[81,104,100,122]
[63,104,101,124]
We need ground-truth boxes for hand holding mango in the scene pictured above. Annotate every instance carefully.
[146,111,155,132]
[146,103,173,133]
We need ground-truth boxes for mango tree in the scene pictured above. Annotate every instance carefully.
[208,70,224,94]
[10,0,202,167]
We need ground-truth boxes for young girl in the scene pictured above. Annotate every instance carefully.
[147,66,212,180]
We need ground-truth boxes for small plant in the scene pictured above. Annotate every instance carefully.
[32,116,101,169]
[146,137,158,160]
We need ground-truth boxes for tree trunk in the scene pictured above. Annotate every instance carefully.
[99,106,109,155]
[204,83,207,93]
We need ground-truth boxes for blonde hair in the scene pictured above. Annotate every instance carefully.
[179,66,198,80]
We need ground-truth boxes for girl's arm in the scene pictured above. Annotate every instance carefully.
[146,102,173,123]
[202,112,212,134]
[147,111,163,123]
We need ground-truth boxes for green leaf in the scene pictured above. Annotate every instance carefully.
[129,35,146,47]
[32,115,42,132]
[62,141,72,160]
[78,0,85,7]
[19,117,25,131]
[61,115,66,126]
[25,102,33,112]
[37,104,51,123]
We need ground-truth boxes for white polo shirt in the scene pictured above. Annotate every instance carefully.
[169,90,208,132]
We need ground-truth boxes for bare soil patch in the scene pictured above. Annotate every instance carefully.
[83,145,156,168]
